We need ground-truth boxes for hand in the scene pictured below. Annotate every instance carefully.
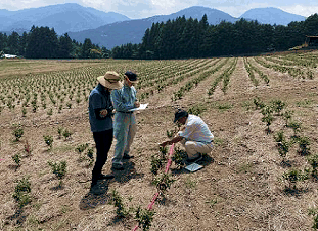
[160,141,170,147]
[100,109,108,117]
[134,101,140,108]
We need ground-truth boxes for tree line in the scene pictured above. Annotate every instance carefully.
[0,25,110,59]
[113,13,318,60]
[1,14,318,60]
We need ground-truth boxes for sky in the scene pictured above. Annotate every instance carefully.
[1,0,318,19]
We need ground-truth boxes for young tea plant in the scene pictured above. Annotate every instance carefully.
[297,136,311,156]
[62,129,73,140]
[86,148,94,166]
[135,206,155,231]
[308,208,318,230]
[57,127,64,139]
[283,110,293,126]
[48,160,67,187]
[150,154,164,176]
[308,154,318,180]
[261,106,273,134]
[172,146,187,168]
[12,126,24,141]
[12,153,21,167]
[282,168,308,192]
[12,176,32,208]
[274,131,290,162]
[111,189,129,218]
[43,135,53,150]
[271,99,286,115]
[151,173,175,198]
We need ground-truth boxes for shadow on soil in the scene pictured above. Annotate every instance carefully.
[111,160,144,184]
[79,160,144,211]
[171,154,214,175]
[6,208,27,226]
[79,180,111,210]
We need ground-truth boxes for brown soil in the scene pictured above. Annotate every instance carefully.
[0,56,318,231]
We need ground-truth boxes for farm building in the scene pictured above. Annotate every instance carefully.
[1,54,18,59]
[306,35,318,46]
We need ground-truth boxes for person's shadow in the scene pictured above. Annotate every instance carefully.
[79,160,144,210]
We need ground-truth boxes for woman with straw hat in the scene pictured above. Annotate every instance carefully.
[88,71,122,192]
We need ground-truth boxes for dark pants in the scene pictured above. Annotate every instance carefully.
[92,128,113,181]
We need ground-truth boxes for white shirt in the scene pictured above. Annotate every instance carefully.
[178,114,214,143]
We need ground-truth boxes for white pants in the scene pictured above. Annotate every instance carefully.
[181,139,213,159]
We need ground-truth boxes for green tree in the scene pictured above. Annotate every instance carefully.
[26,26,59,59]
[58,33,74,59]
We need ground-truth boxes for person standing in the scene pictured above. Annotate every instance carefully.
[111,71,139,170]
[160,109,214,163]
[88,71,123,189]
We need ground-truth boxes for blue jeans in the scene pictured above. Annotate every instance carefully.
[112,112,137,165]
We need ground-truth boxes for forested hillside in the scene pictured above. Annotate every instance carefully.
[1,14,318,60]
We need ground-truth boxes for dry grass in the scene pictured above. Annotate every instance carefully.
[0,56,318,230]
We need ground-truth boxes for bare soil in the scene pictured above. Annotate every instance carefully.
[0,56,318,231]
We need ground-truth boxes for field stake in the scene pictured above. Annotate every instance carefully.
[132,143,175,230]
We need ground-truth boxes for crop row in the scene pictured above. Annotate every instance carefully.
[253,56,313,79]
[207,57,237,96]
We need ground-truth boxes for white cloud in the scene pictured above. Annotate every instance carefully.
[281,5,318,17]
[0,0,314,18]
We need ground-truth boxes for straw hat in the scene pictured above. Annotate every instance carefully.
[97,71,123,90]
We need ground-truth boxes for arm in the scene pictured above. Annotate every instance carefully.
[160,135,183,147]
[111,89,135,112]
[90,94,109,120]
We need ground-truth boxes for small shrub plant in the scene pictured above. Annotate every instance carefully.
[12,176,32,208]
[12,126,24,141]
[43,135,53,150]
[48,160,67,187]
[135,206,155,231]
[12,153,21,167]
[111,189,129,218]
[297,136,311,156]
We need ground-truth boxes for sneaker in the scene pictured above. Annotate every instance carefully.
[123,153,134,159]
[97,174,115,180]
[111,163,125,170]
[186,153,202,163]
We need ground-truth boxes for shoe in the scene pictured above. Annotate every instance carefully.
[123,153,134,159]
[90,183,103,195]
[111,163,125,170]
[97,174,115,180]
[186,153,202,163]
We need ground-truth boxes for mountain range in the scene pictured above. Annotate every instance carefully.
[0,4,307,49]
[0,3,130,34]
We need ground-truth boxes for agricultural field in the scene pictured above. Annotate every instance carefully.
[0,50,318,231]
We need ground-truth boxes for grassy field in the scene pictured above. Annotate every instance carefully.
[0,52,318,231]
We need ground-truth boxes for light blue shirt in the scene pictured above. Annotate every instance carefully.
[178,114,214,143]
[110,85,137,112]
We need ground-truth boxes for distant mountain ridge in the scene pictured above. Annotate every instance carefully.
[0,4,307,49]
[0,3,130,34]
[240,7,306,25]
[68,6,306,49]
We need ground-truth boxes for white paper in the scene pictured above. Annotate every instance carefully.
[185,163,203,172]
[128,103,148,112]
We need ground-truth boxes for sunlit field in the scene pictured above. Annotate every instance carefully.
[1,50,318,230]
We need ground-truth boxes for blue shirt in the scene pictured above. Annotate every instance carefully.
[110,85,137,112]
[178,115,214,143]
[88,84,113,132]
